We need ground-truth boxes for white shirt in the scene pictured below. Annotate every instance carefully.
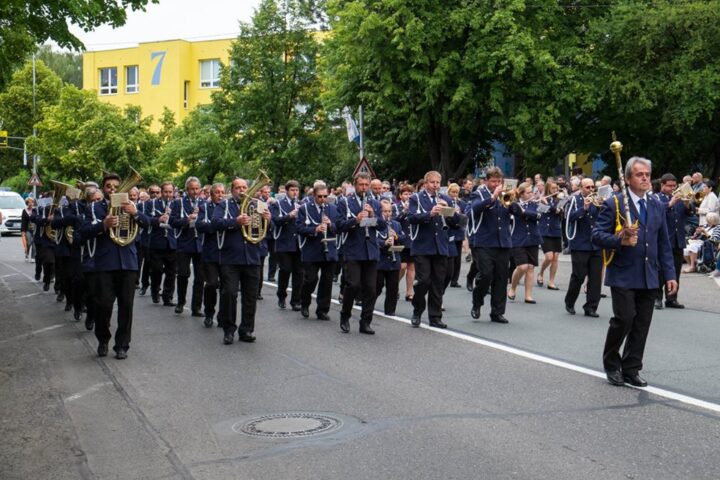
[627,189,649,223]
[698,191,719,225]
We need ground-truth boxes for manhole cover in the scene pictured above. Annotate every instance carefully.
[236,412,342,438]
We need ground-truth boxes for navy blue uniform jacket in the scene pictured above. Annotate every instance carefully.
[296,201,339,263]
[169,196,204,254]
[336,194,385,261]
[466,186,512,249]
[566,193,599,252]
[211,198,262,266]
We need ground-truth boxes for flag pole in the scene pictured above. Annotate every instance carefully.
[359,105,364,161]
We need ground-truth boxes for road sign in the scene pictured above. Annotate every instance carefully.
[0,130,7,147]
[28,173,42,187]
[352,157,376,179]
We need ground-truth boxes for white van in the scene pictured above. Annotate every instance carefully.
[0,190,26,235]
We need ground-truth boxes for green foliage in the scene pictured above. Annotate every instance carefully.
[35,44,83,88]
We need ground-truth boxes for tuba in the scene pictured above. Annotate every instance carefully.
[240,170,272,244]
[108,167,143,247]
[44,181,70,242]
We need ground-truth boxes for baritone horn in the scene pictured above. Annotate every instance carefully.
[45,181,70,242]
[108,167,143,247]
[240,170,271,244]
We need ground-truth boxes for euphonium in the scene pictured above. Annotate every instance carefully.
[240,170,272,244]
[108,167,143,247]
[45,181,70,242]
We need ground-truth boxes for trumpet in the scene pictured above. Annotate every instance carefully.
[672,182,695,203]
[500,189,516,208]
[585,193,604,207]
[694,190,706,204]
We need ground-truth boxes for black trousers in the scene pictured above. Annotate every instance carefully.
[139,245,151,289]
[148,248,176,301]
[55,255,71,297]
[451,240,463,284]
[203,261,220,319]
[276,251,303,306]
[66,255,84,313]
[472,247,510,317]
[376,268,400,315]
[603,287,656,374]
[466,259,478,286]
[176,251,204,312]
[341,260,377,324]
[565,250,602,312]
[301,261,336,315]
[94,270,138,352]
[657,248,683,302]
[84,272,97,326]
[444,255,457,292]
[258,256,267,295]
[413,254,448,321]
[219,264,260,335]
[36,245,55,284]
[266,238,277,279]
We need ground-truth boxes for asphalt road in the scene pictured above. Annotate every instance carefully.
[1,236,719,480]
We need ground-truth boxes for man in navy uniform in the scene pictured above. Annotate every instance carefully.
[212,178,271,345]
[296,181,338,321]
[30,196,56,291]
[169,176,205,316]
[79,173,150,359]
[50,191,84,320]
[195,182,225,328]
[655,174,689,309]
[270,180,303,311]
[147,181,177,306]
[593,156,677,387]
[336,173,386,334]
[138,185,160,296]
[408,170,459,328]
[467,167,512,324]
[564,178,603,317]
[49,195,72,307]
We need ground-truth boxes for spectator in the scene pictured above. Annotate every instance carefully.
[697,180,719,226]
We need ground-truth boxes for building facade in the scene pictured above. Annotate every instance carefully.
[82,38,233,130]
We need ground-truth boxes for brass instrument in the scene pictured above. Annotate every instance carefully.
[585,192,604,207]
[108,167,143,247]
[501,179,518,208]
[44,181,70,242]
[240,170,271,244]
[694,190,706,204]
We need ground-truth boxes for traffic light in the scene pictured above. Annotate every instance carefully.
[0,130,7,148]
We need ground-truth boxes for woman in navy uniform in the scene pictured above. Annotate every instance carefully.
[537,180,563,290]
[296,182,338,321]
[393,184,416,301]
[592,156,677,387]
[467,167,513,324]
[376,199,406,316]
[508,182,543,303]
[270,180,304,311]
[195,183,225,328]
[336,173,386,334]
[446,183,467,289]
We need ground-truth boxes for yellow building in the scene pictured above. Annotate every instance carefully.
[82,38,234,129]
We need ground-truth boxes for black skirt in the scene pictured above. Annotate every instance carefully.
[512,245,539,267]
[541,236,562,254]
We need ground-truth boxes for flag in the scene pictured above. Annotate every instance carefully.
[342,107,360,144]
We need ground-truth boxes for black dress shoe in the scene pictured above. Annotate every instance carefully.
[56,293,65,302]
[85,317,94,331]
[97,343,108,357]
[411,312,421,327]
[257,294,264,300]
[429,320,447,329]
[450,282,461,288]
[606,370,624,386]
[163,300,177,307]
[317,312,330,321]
[151,294,160,304]
[174,304,184,314]
[267,276,276,282]
[359,323,375,335]
[600,293,607,298]
[64,303,72,311]
[654,299,664,310]
[623,373,648,387]
[223,333,234,345]
[490,315,509,324]
[470,305,481,319]
[73,310,82,322]
[278,299,287,309]
[42,281,50,291]
[115,350,128,360]
[203,317,214,328]
[340,316,350,333]
[291,303,302,311]
[565,304,576,315]
[584,310,599,318]
[524,299,536,304]
[35,272,41,281]
[238,332,256,343]
[466,280,474,292]
[665,300,685,309]
[300,306,310,318]
[139,286,148,296]
[384,311,396,317]
[191,310,203,317]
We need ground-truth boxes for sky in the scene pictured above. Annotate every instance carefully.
[70,0,263,51]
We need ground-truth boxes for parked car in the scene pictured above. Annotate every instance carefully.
[0,191,26,236]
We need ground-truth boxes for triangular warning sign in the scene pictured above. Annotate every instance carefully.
[28,173,43,187]
[352,157,376,179]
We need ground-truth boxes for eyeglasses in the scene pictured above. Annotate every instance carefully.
[316,195,327,199]
[584,186,595,190]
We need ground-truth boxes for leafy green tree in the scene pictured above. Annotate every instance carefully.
[35,44,82,88]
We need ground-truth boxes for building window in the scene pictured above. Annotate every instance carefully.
[126,65,139,93]
[99,67,118,95]
[200,59,220,88]
[184,81,190,109]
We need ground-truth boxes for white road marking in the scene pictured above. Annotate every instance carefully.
[264,280,720,415]
[64,382,112,402]
[18,292,42,298]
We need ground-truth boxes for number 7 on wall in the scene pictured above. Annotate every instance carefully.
[151,51,167,86]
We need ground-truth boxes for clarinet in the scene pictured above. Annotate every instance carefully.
[361,194,370,238]
[321,204,329,255]
[388,225,397,263]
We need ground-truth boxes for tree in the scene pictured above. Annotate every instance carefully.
[0,1,157,91]
[214,0,345,187]
[35,44,83,88]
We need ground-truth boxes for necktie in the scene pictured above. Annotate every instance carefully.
[638,198,647,225]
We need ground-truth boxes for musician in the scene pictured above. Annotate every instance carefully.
[270,180,303,311]
[564,178,602,317]
[128,187,141,288]
[336,173,386,334]
[80,185,102,331]
[369,178,384,201]
[296,182,338,320]
[655,174,690,309]
[445,183,467,289]
[212,178,271,344]
[376,199,405,316]
[147,181,177,306]
[593,156,677,387]
[30,195,56,291]
[259,184,277,283]
[537,180,563,290]
[50,193,84,320]
[169,177,205,316]
[50,197,72,306]
[467,167,512,324]
[393,184,415,302]
[79,173,150,359]
[138,185,160,296]
[195,182,225,328]
[508,182,542,303]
